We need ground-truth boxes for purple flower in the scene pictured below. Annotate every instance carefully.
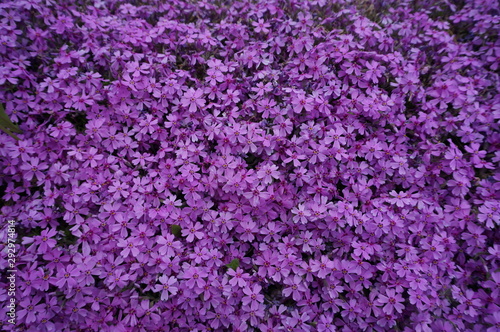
[154,276,178,300]
[106,269,130,290]
[54,265,80,289]
[236,217,257,242]
[282,275,307,301]
[181,88,206,113]
[291,204,311,224]
[377,289,405,315]
[117,236,143,258]
[181,266,208,289]
[32,228,57,252]
[227,267,250,287]
[3,0,499,330]
[242,284,264,306]
[181,222,204,242]
[310,256,334,279]
[17,295,45,324]
[20,157,48,181]
[156,233,181,257]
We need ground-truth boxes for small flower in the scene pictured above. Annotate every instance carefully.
[17,295,45,324]
[181,222,204,242]
[55,265,80,289]
[242,284,264,306]
[20,157,48,181]
[252,19,270,34]
[181,88,206,112]
[154,276,178,300]
[377,289,405,315]
[227,267,250,287]
[181,266,208,289]
[282,275,307,301]
[33,228,58,252]
[291,204,311,224]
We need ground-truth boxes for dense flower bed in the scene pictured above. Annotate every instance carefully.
[0,0,499,331]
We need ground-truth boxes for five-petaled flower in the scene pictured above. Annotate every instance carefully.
[377,289,405,315]
[181,88,206,113]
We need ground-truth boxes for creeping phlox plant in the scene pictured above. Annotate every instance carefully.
[0,0,499,331]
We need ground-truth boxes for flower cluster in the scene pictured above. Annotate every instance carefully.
[0,0,499,331]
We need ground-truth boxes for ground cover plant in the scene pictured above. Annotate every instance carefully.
[0,0,499,331]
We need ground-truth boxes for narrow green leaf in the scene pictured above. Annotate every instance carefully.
[226,258,240,271]
[0,124,20,140]
[0,103,21,140]
[0,104,22,133]
[170,224,182,237]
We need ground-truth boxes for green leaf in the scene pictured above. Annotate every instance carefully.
[226,258,239,271]
[170,224,182,237]
[0,103,22,140]
[0,124,20,140]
